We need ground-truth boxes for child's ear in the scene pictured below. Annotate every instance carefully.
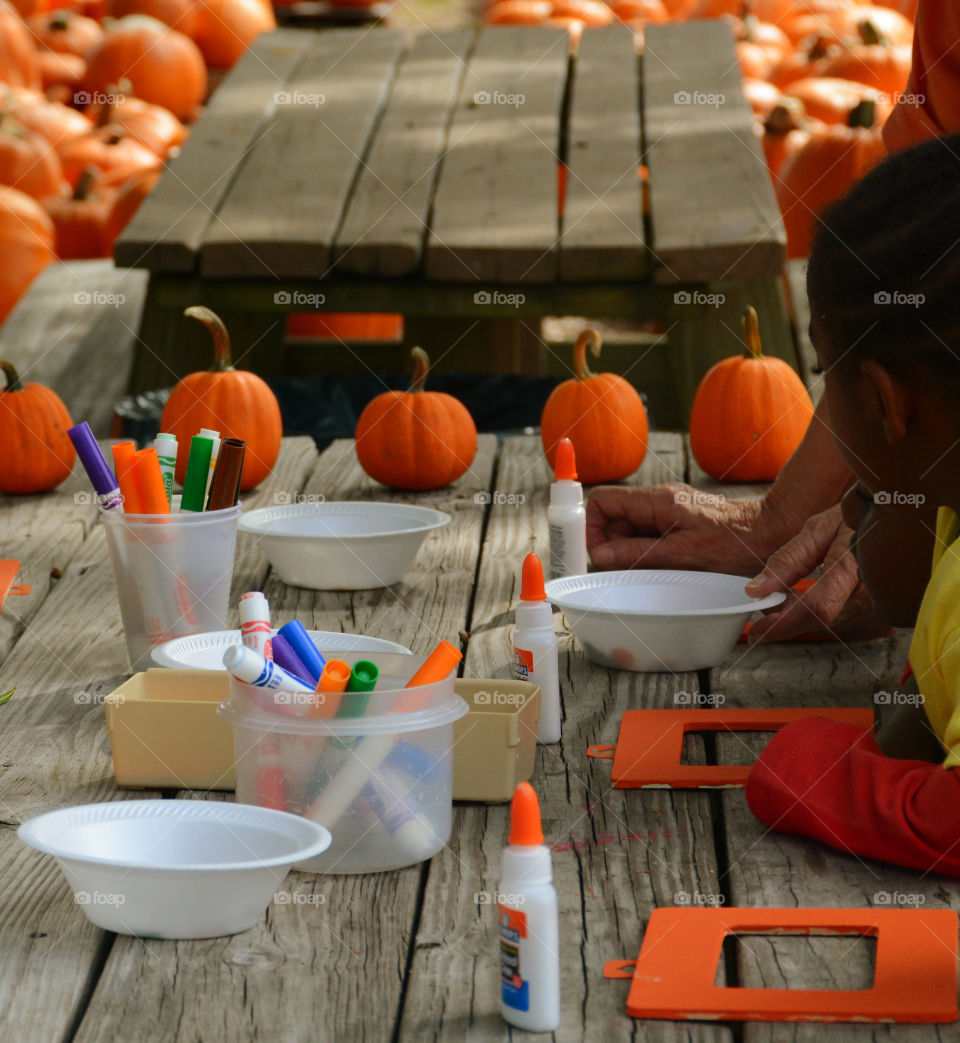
[860,360,910,443]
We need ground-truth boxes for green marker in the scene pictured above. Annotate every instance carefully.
[180,435,213,512]
[153,432,177,506]
[340,659,379,717]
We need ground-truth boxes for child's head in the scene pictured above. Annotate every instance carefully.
[807,133,960,502]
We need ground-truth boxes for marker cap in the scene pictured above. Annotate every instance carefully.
[205,437,245,511]
[133,448,171,514]
[181,435,213,512]
[112,441,143,513]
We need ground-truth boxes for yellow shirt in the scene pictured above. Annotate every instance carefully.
[909,507,960,766]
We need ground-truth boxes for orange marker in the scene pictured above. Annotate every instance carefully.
[112,441,143,513]
[132,448,170,514]
[394,639,463,714]
[310,659,350,718]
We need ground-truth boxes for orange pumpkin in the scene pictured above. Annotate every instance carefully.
[83,16,207,122]
[768,34,836,86]
[776,97,885,257]
[610,0,668,21]
[0,117,65,199]
[689,306,813,482]
[58,125,160,188]
[42,166,114,258]
[550,0,614,23]
[484,0,552,23]
[192,0,275,69]
[107,0,199,36]
[540,329,648,483]
[782,3,913,44]
[37,48,86,92]
[85,86,187,157]
[0,0,42,89]
[817,20,911,95]
[0,358,76,493]
[762,100,823,178]
[355,346,478,491]
[1,94,89,151]
[160,306,282,492]
[782,75,892,124]
[26,9,103,57]
[103,164,159,244]
[0,185,56,323]
[742,77,784,119]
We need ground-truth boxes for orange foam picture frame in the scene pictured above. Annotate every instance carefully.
[587,707,875,788]
[605,906,959,1023]
[0,560,29,615]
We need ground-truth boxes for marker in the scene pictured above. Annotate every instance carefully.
[68,421,122,511]
[112,441,143,513]
[239,591,273,660]
[223,644,314,694]
[206,437,245,511]
[180,435,213,512]
[277,620,326,686]
[153,432,177,506]
[394,640,463,713]
[310,659,350,718]
[198,427,220,497]
[271,633,314,689]
[132,448,170,514]
[339,659,378,718]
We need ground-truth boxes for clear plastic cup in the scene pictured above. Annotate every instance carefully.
[101,504,241,671]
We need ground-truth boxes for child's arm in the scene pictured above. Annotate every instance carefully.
[745,717,960,876]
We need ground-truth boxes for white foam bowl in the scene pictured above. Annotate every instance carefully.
[152,629,412,670]
[18,800,332,938]
[545,570,786,672]
[237,502,451,590]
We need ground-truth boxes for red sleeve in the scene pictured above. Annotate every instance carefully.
[746,717,960,877]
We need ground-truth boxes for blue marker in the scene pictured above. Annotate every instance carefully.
[271,633,314,688]
[277,620,326,686]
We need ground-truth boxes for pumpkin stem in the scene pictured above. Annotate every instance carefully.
[0,687,14,705]
[857,19,886,46]
[409,346,430,391]
[73,166,98,201]
[764,101,803,137]
[49,12,71,29]
[848,98,876,129]
[184,306,234,371]
[0,359,23,391]
[742,306,763,359]
[573,329,602,380]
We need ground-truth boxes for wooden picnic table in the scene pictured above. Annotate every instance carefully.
[115,22,797,413]
[5,430,955,1042]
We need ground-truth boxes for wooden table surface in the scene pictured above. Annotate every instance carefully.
[3,431,952,1043]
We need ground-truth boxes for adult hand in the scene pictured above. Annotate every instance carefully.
[587,483,773,574]
[744,504,891,642]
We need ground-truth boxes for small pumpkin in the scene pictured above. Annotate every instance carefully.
[58,124,160,189]
[107,0,200,36]
[0,184,56,323]
[37,49,86,93]
[762,99,823,178]
[192,0,275,69]
[817,19,912,96]
[0,116,65,199]
[484,0,553,24]
[160,306,282,491]
[782,75,892,125]
[689,307,813,482]
[0,358,76,493]
[550,0,614,24]
[540,329,648,483]
[42,165,114,258]
[742,77,784,120]
[2,93,91,149]
[103,164,159,244]
[85,82,187,158]
[0,1,42,90]
[26,9,104,58]
[355,346,478,491]
[610,0,668,22]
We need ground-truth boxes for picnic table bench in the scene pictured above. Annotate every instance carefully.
[116,21,796,415]
[4,430,955,1042]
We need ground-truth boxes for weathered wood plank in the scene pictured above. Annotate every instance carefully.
[425,26,569,284]
[560,26,647,282]
[398,433,733,1041]
[116,29,314,273]
[334,30,475,278]
[643,21,785,284]
[201,29,407,279]
[0,260,148,434]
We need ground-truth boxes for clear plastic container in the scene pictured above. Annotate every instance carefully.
[219,688,468,873]
[101,504,240,671]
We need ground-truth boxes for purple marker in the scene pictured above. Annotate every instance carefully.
[271,633,314,688]
[68,421,122,511]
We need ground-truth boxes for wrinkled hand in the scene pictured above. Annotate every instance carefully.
[744,504,891,643]
[587,483,769,574]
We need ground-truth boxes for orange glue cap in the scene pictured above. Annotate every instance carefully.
[521,553,546,601]
[554,438,578,482]
[509,782,544,845]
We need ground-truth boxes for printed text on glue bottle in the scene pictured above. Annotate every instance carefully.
[512,553,561,744]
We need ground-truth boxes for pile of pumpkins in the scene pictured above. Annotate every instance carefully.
[0,0,277,323]
[487,0,914,259]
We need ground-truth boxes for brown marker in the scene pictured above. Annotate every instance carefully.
[205,438,245,510]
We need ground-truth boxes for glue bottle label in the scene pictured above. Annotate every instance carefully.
[499,904,530,1011]
[548,523,565,577]
[513,648,534,683]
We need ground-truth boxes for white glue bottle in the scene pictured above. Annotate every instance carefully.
[548,438,588,579]
[513,553,561,744]
[498,781,560,1032]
